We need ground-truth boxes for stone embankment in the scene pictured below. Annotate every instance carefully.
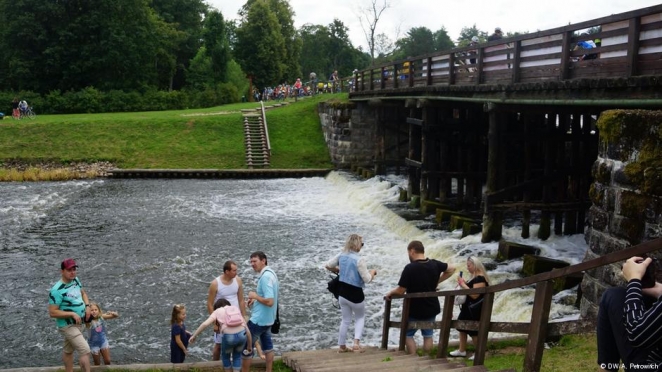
[1,160,116,177]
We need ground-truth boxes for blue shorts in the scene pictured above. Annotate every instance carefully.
[242,321,273,358]
[405,316,436,338]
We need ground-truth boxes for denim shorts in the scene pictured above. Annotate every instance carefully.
[405,316,436,338]
[242,321,273,358]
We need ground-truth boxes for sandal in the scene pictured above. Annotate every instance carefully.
[337,346,351,353]
[352,346,366,353]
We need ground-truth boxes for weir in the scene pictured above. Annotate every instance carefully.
[321,4,662,245]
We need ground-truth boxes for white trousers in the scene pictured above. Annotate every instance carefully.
[338,296,365,346]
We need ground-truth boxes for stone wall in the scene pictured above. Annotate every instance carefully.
[318,101,376,168]
[581,110,662,318]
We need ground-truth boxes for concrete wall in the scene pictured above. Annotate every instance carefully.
[581,110,662,318]
[318,101,376,168]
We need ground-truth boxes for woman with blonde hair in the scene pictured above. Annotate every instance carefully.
[449,256,490,360]
[325,234,377,353]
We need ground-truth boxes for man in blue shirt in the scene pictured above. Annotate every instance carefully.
[48,258,92,372]
[242,251,279,372]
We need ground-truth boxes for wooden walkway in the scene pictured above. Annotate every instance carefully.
[282,347,502,372]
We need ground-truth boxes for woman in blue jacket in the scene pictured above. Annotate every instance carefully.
[326,234,377,353]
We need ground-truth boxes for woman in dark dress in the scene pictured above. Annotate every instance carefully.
[449,256,490,360]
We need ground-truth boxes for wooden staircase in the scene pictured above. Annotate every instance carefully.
[243,111,270,168]
[282,347,497,372]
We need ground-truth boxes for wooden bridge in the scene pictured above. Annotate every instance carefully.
[337,4,662,244]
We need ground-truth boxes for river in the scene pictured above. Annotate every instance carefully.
[0,171,588,368]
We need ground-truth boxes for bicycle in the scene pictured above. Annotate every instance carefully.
[20,107,36,120]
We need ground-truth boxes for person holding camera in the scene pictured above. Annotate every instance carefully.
[597,256,662,371]
[325,234,377,353]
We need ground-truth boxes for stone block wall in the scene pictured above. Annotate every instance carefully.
[581,110,662,319]
[318,101,376,168]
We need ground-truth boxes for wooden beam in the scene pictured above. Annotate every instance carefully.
[627,17,641,77]
[524,281,554,372]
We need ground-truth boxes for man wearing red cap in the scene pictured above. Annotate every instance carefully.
[48,258,92,372]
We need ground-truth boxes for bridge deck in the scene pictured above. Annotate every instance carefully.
[350,4,662,103]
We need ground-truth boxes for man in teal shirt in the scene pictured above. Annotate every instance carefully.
[242,251,279,372]
[48,258,92,372]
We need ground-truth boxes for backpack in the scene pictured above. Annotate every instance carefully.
[224,305,243,327]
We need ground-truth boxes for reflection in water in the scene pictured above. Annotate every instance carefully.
[0,172,587,368]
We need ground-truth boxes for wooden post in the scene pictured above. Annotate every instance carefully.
[560,31,573,80]
[472,292,494,365]
[538,114,554,240]
[522,114,532,238]
[421,106,439,203]
[426,57,432,86]
[448,52,456,85]
[626,17,641,78]
[524,281,554,372]
[437,295,455,358]
[512,40,522,84]
[475,48,484,85]
[398,298,411,351]
[381,299,392,349]
[482,102,503,242]
[409,60,415,88]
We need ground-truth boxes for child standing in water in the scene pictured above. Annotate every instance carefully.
[85,302,119,365]
[170,304,191,363]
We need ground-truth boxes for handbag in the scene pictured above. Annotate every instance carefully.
[271,306,280,334]
[453,285,466,306]
[327,274,340,299]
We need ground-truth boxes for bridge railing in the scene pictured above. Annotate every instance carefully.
[354,4,662,92]
[382,237,662,372]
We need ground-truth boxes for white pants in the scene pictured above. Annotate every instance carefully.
[338,296,365,346]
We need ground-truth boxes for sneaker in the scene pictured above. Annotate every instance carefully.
[449,349,466,357]
[468,355,475,361]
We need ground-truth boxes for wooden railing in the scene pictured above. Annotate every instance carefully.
[382,237,662,372]
[354,4,662,93]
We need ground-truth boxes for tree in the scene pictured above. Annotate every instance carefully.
[394,27,435,58]
[433,27,455,52]
[203,10,231,84]
[239,0,301,83]
[357,0,392,64]
[234,0,286,88]
[151,0,207,90]
[457,25,488,47]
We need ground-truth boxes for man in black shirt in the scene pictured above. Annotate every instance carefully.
[488,27,503,41]
[385,241,456,354]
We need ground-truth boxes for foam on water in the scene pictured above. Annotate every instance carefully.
[0,172,588,368]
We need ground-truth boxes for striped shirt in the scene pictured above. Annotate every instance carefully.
[623,279,662,366]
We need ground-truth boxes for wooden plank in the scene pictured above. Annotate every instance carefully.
[473,292,495,366]
[381,298,391,349]
[560,31,572,80]
[405,158,422,168]
[406,117,424,126]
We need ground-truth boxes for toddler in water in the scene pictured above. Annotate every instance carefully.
[170,304,191,363]
[85,302,119,365]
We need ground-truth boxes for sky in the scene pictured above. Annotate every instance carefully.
[205,0,662,51]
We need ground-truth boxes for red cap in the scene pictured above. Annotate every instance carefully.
[61,258,78,270]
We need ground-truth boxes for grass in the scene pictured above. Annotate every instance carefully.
[442,333,598,371]
[0,95,336,172]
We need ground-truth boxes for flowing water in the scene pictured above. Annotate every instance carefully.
[0,171,588,368]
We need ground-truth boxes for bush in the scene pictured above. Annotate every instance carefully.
[216,82,239,105]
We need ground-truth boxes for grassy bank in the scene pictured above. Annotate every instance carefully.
[0,95,336,174]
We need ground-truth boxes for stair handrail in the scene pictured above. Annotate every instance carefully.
[382,236,662,371]
[260,101,271,156]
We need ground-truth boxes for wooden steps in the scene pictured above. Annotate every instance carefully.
[282,347,490,372]
[243,112,270,168]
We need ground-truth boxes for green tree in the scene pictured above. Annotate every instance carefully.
[433,27,455,51]
[0,0,177,93]
[203,10,231,84]
[457,25,488,47]
[151,0,208,90]
[394,27,435,59]
[235,0,286,88]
